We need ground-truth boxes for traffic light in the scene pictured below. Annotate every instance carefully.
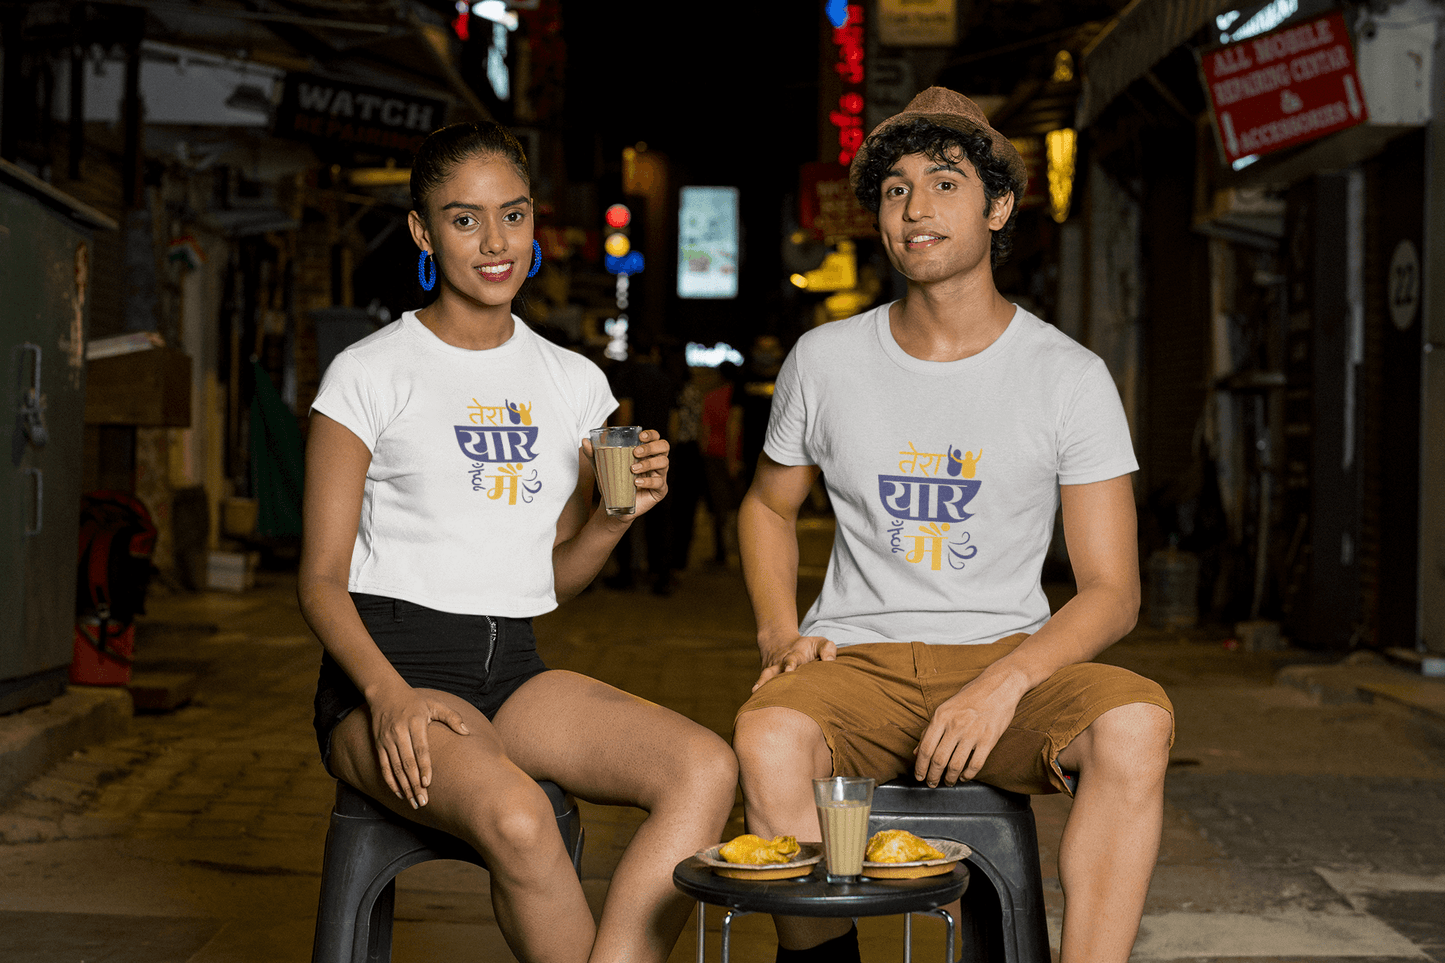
[604,203,643,275]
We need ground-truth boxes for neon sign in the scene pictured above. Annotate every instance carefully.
[685,342,745,368]
[830,4,865,166]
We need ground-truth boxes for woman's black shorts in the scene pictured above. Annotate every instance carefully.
[313,593,549,774]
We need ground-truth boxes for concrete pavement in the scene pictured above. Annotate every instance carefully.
[1,557,1443,962]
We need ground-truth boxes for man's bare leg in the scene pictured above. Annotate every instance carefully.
[1054,702,1173,963]
[734,706,854,951]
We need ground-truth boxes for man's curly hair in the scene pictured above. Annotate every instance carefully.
[852,119,1021,269]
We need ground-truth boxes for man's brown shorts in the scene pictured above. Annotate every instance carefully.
[736,635,1173,796]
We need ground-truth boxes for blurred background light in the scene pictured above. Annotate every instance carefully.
[1051,50,1074,83]
[605,251,645,275]
[604,232,631,258]
[800,240,858,292]
[472,0,518,30]
[1217,0,1298,43]
[685,342,745,368]
[1046,128,1077,224]
[605,204,631,229]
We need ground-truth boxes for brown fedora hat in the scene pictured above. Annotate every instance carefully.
[849,87,1028,198]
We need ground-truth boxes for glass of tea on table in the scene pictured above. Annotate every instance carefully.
[813,776,875,883]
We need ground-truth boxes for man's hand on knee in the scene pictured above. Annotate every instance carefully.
[915,671,1025,786]
[753,634,837,692]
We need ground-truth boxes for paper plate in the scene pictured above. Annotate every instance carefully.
[862,839,971,879]
[695,842,824,880]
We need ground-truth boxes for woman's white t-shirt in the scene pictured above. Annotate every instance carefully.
[312,311,616,616]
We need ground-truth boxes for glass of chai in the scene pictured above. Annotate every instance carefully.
[813,776,875,883]
[588,426,642,516]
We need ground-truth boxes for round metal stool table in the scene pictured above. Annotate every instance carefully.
[673,857,969,963]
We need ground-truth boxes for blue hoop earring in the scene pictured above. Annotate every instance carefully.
[527,239,542,278]
[417,250,436,291]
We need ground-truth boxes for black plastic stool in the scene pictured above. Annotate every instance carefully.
[869,779,1050,963]
[311,779,584,963]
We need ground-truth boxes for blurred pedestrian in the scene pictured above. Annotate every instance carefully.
[667,359,742,572]
[665,362,707,578]
[298,120,735,963]
[699,361,744,565]
[739,334,783,484]
[606,341,682,592]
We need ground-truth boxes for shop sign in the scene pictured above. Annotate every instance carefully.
[1200,10,1367,166]
[1010,137,1047,209]
[677,186,740,300]
[799,162,876,240]
[275,73,448,159]
[866,57,914,136]
[536,226,598,263]
[877,0,957,48]
[828,4,866,167]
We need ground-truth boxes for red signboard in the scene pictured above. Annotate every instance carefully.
[1200,10,1368,166]
[799,162,876,240]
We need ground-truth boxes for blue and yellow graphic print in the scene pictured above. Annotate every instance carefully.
[453,398,542,505]
[879,442,981,571]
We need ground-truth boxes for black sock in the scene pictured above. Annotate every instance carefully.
[776,924,861,963]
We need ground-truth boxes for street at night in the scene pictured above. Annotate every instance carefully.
[3,1,1443,961]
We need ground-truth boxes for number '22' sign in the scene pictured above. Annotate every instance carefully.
[1389,239,1420,332]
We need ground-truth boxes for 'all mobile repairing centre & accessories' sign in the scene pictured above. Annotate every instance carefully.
[274,73,448,160]
[1200,10,1368,166]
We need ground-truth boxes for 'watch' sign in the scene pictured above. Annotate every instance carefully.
[275,73,448,159]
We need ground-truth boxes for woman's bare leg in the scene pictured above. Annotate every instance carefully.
[328,691,595,963]
[493,670,738,963]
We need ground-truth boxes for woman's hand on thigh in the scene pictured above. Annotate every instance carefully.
[367,681,471,808]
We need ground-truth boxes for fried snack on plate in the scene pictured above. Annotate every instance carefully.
[718,833,802,865]
[866,829,947,863]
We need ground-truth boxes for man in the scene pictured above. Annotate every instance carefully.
[733,88,1174,963]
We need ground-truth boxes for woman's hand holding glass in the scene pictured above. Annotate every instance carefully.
[629,428,670,515]
[581,428,669,518]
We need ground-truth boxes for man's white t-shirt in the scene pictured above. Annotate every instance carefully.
[764,303,1137,648]
[312,311,616,617]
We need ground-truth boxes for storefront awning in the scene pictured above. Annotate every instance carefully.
[1078,0,1240,128]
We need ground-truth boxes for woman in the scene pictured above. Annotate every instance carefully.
[298,121,737,963]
